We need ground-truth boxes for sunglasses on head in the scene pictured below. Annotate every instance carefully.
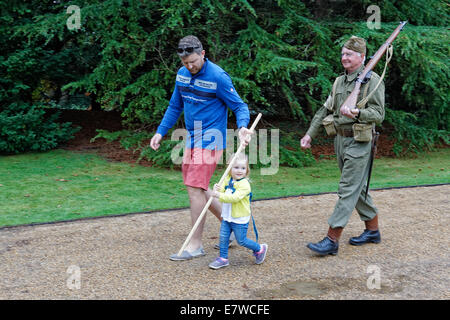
[177,46,200,54]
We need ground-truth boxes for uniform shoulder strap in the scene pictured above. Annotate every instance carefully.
[329,75,344,111]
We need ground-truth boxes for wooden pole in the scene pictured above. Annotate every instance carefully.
[176,113,262,257]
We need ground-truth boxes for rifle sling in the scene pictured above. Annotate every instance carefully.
[357,45,393,109]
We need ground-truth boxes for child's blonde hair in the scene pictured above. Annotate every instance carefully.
[230,152,250,177]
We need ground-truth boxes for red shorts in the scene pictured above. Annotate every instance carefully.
[182,148,223,190]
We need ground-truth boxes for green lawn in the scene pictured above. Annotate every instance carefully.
[0,148,448,228]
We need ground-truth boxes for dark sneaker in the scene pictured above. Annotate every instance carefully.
[349,229,381,246]
[254,243,268,264]
[209,257,229,269]
[307,237,339,256]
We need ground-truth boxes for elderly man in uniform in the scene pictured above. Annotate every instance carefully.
[300,36,384,255]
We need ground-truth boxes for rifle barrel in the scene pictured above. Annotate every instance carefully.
[358,21,407,82]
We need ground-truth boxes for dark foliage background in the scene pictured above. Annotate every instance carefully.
[1,0,448,161]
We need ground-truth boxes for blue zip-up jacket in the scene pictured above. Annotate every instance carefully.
[156,58,250,150]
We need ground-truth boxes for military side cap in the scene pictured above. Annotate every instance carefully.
[343,36,366,55]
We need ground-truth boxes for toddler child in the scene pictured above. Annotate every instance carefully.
[209,153,268,269]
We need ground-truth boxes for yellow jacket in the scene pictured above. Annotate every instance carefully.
[218,176,251,218]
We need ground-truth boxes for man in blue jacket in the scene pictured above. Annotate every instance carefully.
[150,35,252,261]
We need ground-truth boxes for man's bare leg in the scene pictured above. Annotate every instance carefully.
[185,186,207,252]
[185,186,225,252]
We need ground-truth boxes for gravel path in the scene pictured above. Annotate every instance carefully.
[1,185,449,300]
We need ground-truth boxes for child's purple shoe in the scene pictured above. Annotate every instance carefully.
[254,243,268,264]
[209,257,229,269]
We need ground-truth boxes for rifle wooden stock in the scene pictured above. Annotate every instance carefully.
[341,21,407,110]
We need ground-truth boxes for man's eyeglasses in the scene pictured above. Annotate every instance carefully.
[177,46,200,55]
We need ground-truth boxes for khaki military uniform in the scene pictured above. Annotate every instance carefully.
[306,64,385,228]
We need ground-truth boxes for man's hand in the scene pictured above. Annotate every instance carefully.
[340,105,359,119]
[150,133,162,150]
[350,108,360,118]
[238,127,253,147]
[300,134,312,149]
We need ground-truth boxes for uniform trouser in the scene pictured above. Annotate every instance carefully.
[328,135,378,228]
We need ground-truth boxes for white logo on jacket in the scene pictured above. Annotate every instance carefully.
[194,79,217,90]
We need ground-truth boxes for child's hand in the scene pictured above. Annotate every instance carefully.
[212,191,220,198]
[212,184,221,198]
